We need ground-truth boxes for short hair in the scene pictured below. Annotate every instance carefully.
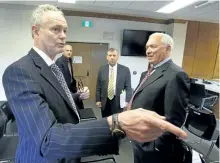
[64,44,72,48]
[31,4,64,38]
[150,33,174,50]
[107,48,118,53]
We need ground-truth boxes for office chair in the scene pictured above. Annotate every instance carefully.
[0,101,18,163]
[189,83,218,111]
[184,102,219,162]
[184,104,217,141]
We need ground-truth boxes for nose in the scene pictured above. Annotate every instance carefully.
[60,30,66,39]
[146,49,151,56]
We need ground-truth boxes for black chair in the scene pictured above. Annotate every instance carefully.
[189,83,218,110]
[78,108,97,122]
[184,102,219,162]
[185,104,217,141]
[0,101,18,163]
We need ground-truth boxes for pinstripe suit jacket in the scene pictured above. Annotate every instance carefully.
[2,48,118,163]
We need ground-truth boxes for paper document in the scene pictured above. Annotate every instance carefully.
[73,56,82,64]
[120,90,126,108]
[192,150,202,163]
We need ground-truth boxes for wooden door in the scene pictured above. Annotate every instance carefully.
[69,43,91,92]
[90,44,108,99]
[182,21,199,76]
[191,22,219,79]
[212,44,219,79]
[67,42,108,100]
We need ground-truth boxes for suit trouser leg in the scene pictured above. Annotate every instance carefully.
[133,148,142,163]
[101,98,113,117]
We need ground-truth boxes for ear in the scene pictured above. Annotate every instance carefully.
[32,25,40,38]
[166,45,171,52]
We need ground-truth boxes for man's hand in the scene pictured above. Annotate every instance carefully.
[96,102,102,108]
[78,87,90,100]
[107,109,187,143]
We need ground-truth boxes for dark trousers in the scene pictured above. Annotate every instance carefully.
[101,97,117,118]
[133,139,185,163]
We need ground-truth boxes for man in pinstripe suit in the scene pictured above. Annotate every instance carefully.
[2,4,188,163]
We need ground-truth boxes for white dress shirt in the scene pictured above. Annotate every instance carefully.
[33,47,55,66]
[108,63,117,95]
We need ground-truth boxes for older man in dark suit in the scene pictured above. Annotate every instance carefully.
[128,33,190,163]
[96,48,132,117]
[56,44,85,109]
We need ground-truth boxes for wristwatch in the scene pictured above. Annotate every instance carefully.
[112,113,126,139]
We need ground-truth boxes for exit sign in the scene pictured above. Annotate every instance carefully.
[82,21,92,28]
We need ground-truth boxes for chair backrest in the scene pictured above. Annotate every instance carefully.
[184,106,217,141]
[0,101,15,139]
[190,83,206,98]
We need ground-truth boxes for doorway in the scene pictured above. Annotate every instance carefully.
[67,42,108,101]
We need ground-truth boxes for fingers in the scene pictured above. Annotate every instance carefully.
[138,109,166,120]
[150,118,188,139]
[152,112,166,120]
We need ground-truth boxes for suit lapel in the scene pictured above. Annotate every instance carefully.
[29,49,74,110]
[104,65,109,87]
[136,60,172,94]
[116,64,121,95]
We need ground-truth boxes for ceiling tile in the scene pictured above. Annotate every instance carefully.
[127,1,155,10]
[93,1,114,6]
[148,1,174,11]
[75,0,96,5]
[174,1,219,16]
[111,1,133,8]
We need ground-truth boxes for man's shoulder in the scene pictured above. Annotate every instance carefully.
[168,62,185,74]
[167,62,189,79]
[99,64,108,70]
[3,52,33,79]
[118,64,129,70]
[8,53,32,70]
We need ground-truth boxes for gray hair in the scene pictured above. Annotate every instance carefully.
[150,33,174,50]
[31,4,64,38]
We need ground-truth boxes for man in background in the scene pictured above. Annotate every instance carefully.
[96,48,132,117]
[56,44,85,109]
[128,33,190,163]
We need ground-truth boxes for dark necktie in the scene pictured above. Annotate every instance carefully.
[50,63,80,120]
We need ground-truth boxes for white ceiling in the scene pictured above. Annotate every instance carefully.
[0,0,219,23]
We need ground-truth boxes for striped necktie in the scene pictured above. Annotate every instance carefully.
[50,63,80,120]
[108,67,114,100]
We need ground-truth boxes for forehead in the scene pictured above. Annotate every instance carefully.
[41,11,67,28]
[146,34,162,46]
[64,45,72,50]
[107,50,118,55]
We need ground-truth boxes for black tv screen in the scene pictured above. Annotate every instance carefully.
[121,29,164,56]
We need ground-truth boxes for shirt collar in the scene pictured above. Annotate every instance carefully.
[154,57,171,69]
[109,63,117,71]
[33,46,55,66]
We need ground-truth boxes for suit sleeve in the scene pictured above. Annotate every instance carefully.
[155,71,190,150]
[124,67,132,102]
[96,68,102,102]
[3,65,118,160]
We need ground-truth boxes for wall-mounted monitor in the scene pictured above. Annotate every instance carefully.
[121,29,165,56]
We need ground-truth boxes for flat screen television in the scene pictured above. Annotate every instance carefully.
[121,29,164,56]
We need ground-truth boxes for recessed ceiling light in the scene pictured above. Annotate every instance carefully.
[58,0,76,4]
[156,0,199,14]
